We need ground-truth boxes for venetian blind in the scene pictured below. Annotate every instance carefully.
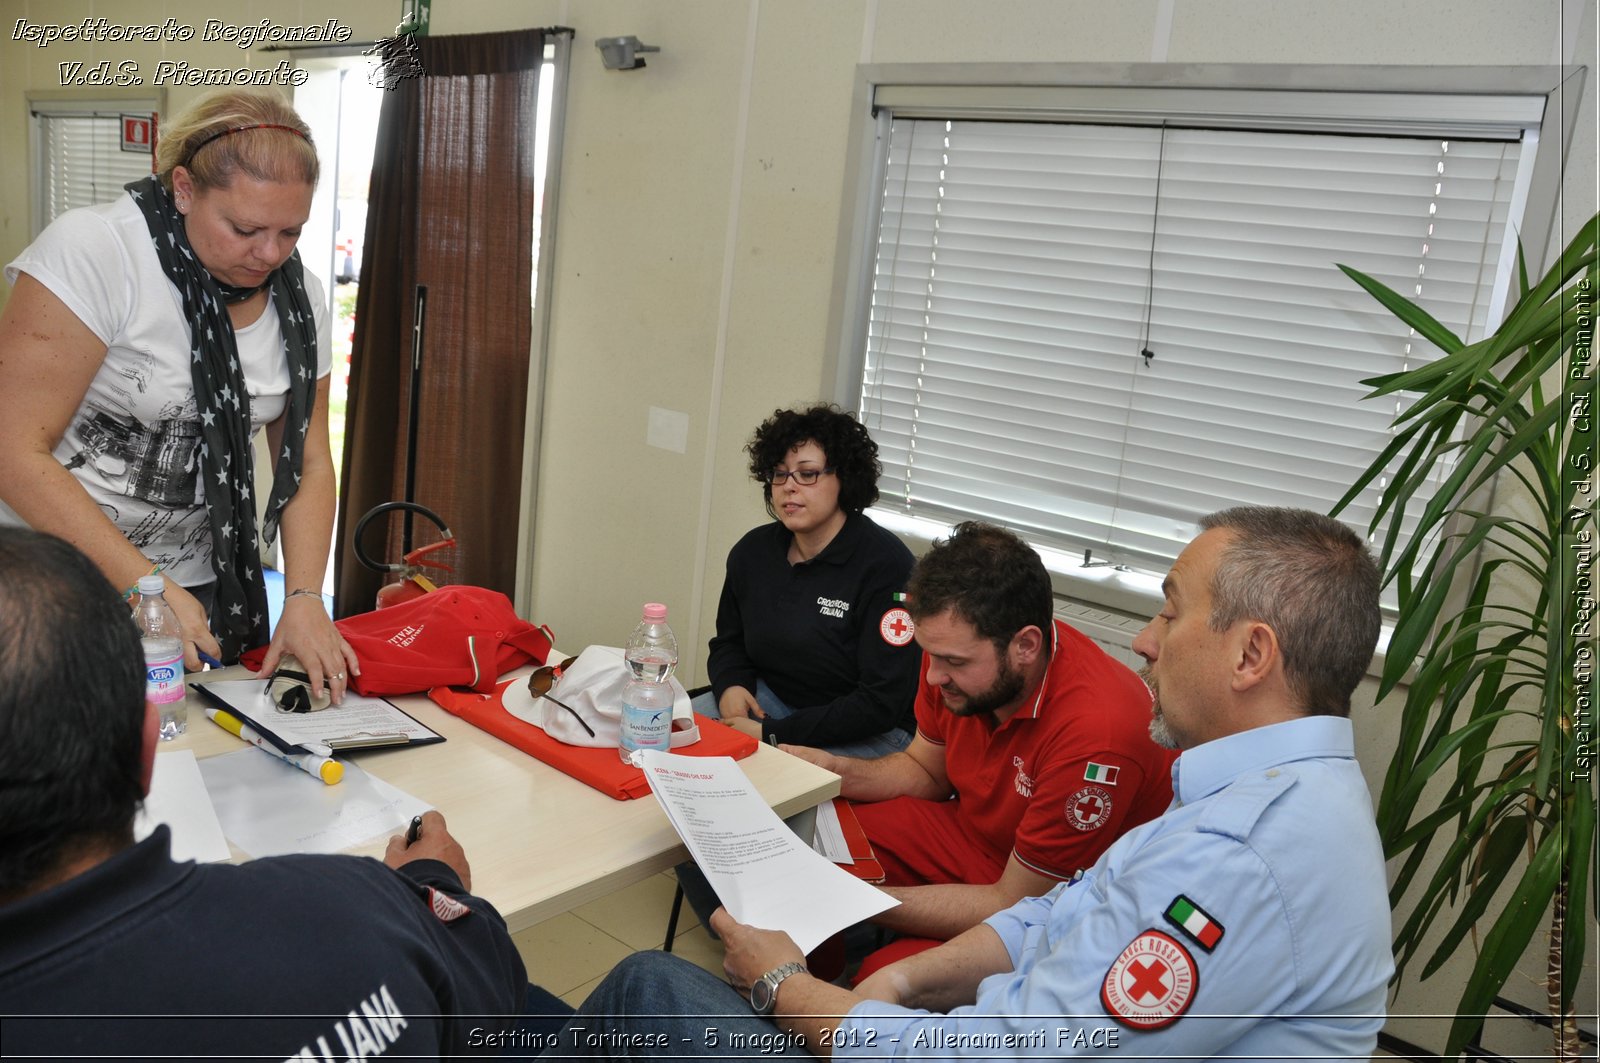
[36,110,155,230]
[858,117,1520,570]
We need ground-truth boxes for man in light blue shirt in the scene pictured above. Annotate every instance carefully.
[551,507,1393,1060]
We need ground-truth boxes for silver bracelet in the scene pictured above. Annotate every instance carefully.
[284,588,325,603]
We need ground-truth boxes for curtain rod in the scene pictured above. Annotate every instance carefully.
[260,26,573,53]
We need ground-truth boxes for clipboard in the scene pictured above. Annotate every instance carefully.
[193,680,444,753]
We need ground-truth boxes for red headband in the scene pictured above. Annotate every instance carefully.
[183,123,312,167]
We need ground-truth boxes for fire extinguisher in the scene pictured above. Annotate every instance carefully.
[352,500,456,609]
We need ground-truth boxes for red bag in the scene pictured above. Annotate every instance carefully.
[244,587,554,696]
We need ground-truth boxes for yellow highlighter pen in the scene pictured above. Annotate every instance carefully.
[204,707,344,785]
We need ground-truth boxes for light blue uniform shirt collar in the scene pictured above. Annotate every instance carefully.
[1172,714,1357,806]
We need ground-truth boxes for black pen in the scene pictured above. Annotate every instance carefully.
[405,815,423,847]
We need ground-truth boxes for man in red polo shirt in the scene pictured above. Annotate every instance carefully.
[786,521,1175,949]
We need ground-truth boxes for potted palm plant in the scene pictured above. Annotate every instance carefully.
[1332,213,1597,1060]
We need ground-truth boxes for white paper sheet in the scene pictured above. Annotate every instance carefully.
[639,751,896,953]
[809,797,854,864]
[197,748,430,858]
[135,750,231,863]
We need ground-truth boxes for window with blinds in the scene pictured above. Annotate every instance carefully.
[33,107,157,234]
[856,115,1524,576]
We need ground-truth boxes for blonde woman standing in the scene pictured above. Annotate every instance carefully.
[0,90,355,698]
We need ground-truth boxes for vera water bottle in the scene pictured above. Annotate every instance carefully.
[134,575,187,739]
[620,603,678,762]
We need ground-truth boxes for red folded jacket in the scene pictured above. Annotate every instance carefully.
[428,678,760,800]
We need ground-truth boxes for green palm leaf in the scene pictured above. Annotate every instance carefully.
[1338,212,1596,1060]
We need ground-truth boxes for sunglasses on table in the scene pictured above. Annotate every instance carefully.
[267,665,330,713]
[527,656,596,738]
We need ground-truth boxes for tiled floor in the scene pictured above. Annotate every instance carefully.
[511,871,725,1007]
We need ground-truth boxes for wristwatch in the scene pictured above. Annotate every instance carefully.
[750,961,807,1016]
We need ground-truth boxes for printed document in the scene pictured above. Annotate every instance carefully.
[638,751,896,952]
[196,679,442,749]
[810,797,853,863]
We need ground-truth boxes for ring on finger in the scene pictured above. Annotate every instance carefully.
[332,671,346,680]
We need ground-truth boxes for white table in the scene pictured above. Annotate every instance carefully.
[167,667,839,933]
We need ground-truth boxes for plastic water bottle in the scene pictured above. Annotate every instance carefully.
[134,575,187,740]
[625,603,679,682]
[620,603,678,762]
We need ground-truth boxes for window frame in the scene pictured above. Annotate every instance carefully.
[27,89,165,239]
[823,62,1583,621]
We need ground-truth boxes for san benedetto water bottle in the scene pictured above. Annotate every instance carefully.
[620,602,679,763]
[134,575,187,739]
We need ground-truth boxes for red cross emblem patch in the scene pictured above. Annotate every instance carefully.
[1067,784,1113,831]
[879,608,915,646]
[1101,929,1197,1030]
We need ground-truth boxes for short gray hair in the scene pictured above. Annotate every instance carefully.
[1199,507,1380,716]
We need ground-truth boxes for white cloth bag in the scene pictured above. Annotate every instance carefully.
[501,645,698,748]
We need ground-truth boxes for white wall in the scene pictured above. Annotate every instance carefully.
[1,0,1594,1053]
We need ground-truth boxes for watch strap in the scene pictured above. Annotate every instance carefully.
[752,960,807,1015]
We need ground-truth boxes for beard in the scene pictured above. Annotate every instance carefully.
[944,656,1028,718]
[1139,665,1180,750]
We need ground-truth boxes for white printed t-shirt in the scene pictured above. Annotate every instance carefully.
[2,194,331,588]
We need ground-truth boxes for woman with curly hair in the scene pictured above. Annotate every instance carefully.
[698,404,919,757]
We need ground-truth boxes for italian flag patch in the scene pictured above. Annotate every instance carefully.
[1083,762,1120,785]
[1163,895,1223,952]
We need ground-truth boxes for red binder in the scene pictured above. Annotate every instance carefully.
[428,678,760,800]
[832,798,885,883]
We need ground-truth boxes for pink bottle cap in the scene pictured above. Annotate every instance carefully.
[642,603,667,621]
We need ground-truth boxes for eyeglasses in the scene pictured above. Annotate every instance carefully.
[527,656,596,738]
[766,467,835,486]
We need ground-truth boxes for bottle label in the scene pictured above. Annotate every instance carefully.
[620,700,671,753]
[146,653,185,706]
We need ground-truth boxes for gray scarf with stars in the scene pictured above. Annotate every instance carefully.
[124,175,318,661]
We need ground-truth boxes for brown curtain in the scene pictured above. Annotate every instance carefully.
[335,29,545,617]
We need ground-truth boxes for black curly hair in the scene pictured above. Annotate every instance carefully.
[747,404,882,519]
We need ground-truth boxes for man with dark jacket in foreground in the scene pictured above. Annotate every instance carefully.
[0,527,539,1058]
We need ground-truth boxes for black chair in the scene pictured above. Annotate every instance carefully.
[663,884,688,951]
[664,684,713,951]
